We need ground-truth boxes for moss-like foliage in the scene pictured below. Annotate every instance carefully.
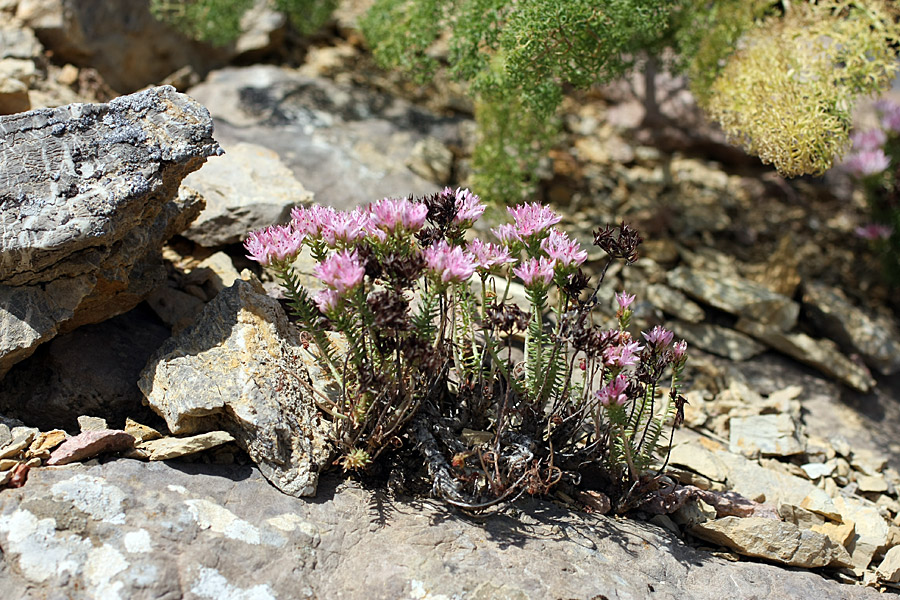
[700,0,900,177]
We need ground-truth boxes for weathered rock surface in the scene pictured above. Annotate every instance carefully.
[0,85,219,378]
[736,320,876,393]
[667,266,799,331]
[136,431,234,461]
[0,460,883,599]
[45,429,134,466]
[668,319,766,361]
[139,276,331,497]
[802,281,900,376]
[647,283,706,322]
[186,65,463,210]
[729,413,806,459]
[181,141,313,247]
[691,517,852,568]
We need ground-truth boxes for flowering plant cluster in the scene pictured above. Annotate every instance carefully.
[842,100,900,283]
[244,189,689,510]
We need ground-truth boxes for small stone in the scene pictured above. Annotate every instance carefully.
[57,64,79,86]
[729,413,805,458]
[778,504,826,529]
[46,430,135,466]
[193,251,241,295]
[145,284,206,333]
[124,418,163,443]
[0,423,10,448]
[573,490,612,514]
[138,431,235,461]
[831,435,852,458]
[877,546,900,582]
[801,462,836,480]
[646,285,705,322]
[852,449,888,476]
[763,385,803,414]
[810,520,856,548]
[857,474,889,494]
[0,428,36,460]
[28,430,67,455]
[460,429,493,446]
[0,459,16,471]
[832,495,890,569]
[672,498,717,527]
[77,416,109,432]
[690,516,852,568]
[669,441,731,482]
[0,469,11,486]
[406,137,453,184]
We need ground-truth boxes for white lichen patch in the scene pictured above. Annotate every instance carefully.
[50,474,126,524]
[191,566,277,600]
[123,529,153,553]
[84,543,128,600]
[0,509,91,584]
[184,499,261,545]
[265,513,316,537]
[167,484,188,495]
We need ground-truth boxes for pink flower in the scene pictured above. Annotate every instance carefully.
[423,241,476,284]
[513,257,556,289]
[877,100,900,133]
[468,239,514,271]
[844,149,890,177]
[643,325,674,348]
[507,202,562,240]
[320,211,370,247]
[448,187,486,226]
[492,223,521,246]
[291,205,336,238]
[615,291,636,311]
[369,197,428,234]
[314,249,365,294]
[603,341,643,368]
[314,288,341,314]
[540,229,587,268]
[851,129,887,152]
[673,339,688,361]
[595,374,629,407]
[855,223,893,240]
[244,224,305,266]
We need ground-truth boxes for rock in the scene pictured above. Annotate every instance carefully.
[811,521,856,549]
[729,414,805,459]
[647,284,706,322]
[0,460,882,600]
[77,416,108,432]
[0,20,43,61]
[851,449,888,476]
[800,462,835,480]
[736,320,876,393]
[0,305,172,431]
[877,546,900,582]
[145,283,206,333]
[186,66,459,210]
[139,276,332,497]
[669,440,731,482]
[778,504,826,529]
[29,430,67,455]
[802,281,900,375]
[673,497,717,527]
[667,266,799,331]
[406,136,453,184]
[181,142,313,247]
[691,517,852,568]
[857,475,889,494]
[0,86,218,379]
[192,251,241,295]
[668,320,765,361]
[0,76,29,114]
[832,495,890,570]
[137,431,235,461]
[45,429,135,466]
[745,234,802,298]
[124,418,163,443]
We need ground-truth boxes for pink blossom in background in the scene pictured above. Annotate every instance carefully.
[449,187,486,226]
[540,229,587,267]
[844,149,890,178]
[513,257,556,288]
[314,288,341,313]
[673,340,688,361]
[244,224,305,266]
[595,374,629,407]
[507,202,562,240]
[855,223,894,240]
[314,249,365,294]
[615,291,636,311]
[643,325,674,348]
[468,239,514,270]
[423,241,477,283]
[602,341,643,368]
[851,129,887,152]
[877,99,900,133]
[369,197,428,234]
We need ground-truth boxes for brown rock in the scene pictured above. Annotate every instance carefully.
[45,429,135,466]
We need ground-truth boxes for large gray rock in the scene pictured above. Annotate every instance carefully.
[0,85,220,378]
[0,460,883,599]
[139,276,332,497]
[803,281,900,376]
[181,141,314,247]
[667,320,765,361]
[185,65,464,210]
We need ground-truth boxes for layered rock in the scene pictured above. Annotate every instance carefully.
[0,85,221,378]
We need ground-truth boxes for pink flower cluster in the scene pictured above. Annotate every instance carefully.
[513,257,556,289]
[446,187,485,226]
[855,223,893,240]
[540,229,587,268]
[468,239,514,271]
[314,249,365,296]
[642,325,674,348]
[595,374,629,407]
[369,197,428,234]
[602,341,643,368]
[851,129,887,152]
[877,100,900,133]
[291,205,386,247]
[423,241,476,284]
[844,149,890,178]
[493,202,562,246]
[244,224,305,266]
[615,291,635,311]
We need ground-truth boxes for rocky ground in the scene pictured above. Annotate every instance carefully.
[3,1,900,598]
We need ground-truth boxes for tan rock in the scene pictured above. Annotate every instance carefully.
[832,495,890,569]
[778,503,826,529]
[811,520,856,548]
[77,416,109,432]
[877,546,900,582]
[729,413,805,458]
[124,418,163,443]
[0,459,16,471]
[138,431,235,461]
[194,251,241,294]
[28,429,67,455]
[691,517,852,568]
[857,474,889,494]
[669,441,731,482]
